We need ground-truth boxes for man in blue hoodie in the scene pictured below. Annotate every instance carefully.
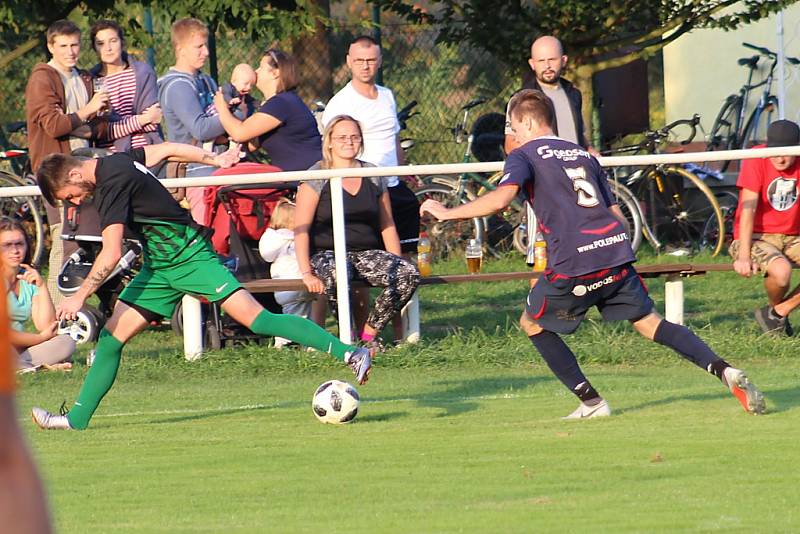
[157,17,227,224]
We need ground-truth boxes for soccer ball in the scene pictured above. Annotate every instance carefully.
[312,380,360,424]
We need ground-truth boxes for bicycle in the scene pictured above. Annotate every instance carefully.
[706,42,800,172]
[414,98,519,259]
[606,114,725,256]
[0,121,47,267]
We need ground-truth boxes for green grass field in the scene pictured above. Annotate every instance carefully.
[16,253,800,532]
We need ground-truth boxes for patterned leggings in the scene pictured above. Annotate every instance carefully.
[310,249,420,332]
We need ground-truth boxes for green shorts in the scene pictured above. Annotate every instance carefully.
[119,241,241,319]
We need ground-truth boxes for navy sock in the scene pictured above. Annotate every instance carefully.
[528,331,589,393]
[573,381,601,404]
[653,320,723,372]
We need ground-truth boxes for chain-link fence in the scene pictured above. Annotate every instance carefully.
[0,21,522,166]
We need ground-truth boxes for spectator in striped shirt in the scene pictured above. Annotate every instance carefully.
[88,20,163,153]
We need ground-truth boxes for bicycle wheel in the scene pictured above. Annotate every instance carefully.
[702,190,738,253]
[0,171,46,266]
[741,96,779,149]
[706,95,742,172]
[607,180,643,253]
[415,181,484,260]
[638,166,724,256]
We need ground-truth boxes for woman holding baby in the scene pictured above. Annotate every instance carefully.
[213,49,322,171]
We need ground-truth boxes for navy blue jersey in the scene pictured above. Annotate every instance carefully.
[499,136,635,276]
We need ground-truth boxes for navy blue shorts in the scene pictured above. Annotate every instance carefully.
[525,264,654,334]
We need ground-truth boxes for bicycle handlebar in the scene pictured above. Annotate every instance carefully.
[659,114,700,145]
[461,98,486,111]
[602,114,700,156]
[742,42,800,65]
[743,42,772,57]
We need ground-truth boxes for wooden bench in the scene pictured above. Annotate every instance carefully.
[242,262,734,293]
[181,262,744,359]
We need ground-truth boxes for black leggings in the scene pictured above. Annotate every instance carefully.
[311,249,420,331]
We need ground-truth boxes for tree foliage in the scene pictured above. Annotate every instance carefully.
[374,0,796,74]
[0,0,329,71]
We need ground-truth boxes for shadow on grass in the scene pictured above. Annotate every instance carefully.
[147,402,293,425]
[145,375,552,425]
[617,385,800,415]
[371,375,552,418]
[358,411,409,423]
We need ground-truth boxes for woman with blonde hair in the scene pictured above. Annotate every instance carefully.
[294,115,420,351]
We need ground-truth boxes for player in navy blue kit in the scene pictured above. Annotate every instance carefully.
[421,89,765,418]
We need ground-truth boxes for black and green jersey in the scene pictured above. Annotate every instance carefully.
[93,148,204,269]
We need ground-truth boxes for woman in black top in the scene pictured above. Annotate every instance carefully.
[294,115,419,351]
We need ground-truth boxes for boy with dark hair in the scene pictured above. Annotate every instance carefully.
[30,142,371,431]
[422,89,765,418]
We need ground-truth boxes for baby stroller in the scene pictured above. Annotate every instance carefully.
[57,201,142,343]
[170,162,295,349]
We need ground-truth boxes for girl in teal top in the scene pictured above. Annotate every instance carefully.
[1,218,75,371]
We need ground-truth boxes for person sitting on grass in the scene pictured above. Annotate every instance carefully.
[1,218,75,372]
[29,141,372,432]
[294,115,420,352]
[421,89,765,418]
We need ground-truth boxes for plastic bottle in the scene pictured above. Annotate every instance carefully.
[533,231,547,272]
[417,232,432,277]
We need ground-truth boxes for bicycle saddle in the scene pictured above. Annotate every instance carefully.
[5,121,26,133]
[737,55,759,68]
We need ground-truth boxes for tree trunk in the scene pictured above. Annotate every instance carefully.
[574,65,597,148]
[292,0,332,103]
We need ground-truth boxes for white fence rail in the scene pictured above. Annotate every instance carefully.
[2,145,799,358]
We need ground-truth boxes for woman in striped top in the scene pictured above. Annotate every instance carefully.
[89,20,163,152]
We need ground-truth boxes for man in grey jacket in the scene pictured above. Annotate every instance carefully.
[157,17,227,224]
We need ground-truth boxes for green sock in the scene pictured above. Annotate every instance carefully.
[67,329,124,430]
[250,310,356,361]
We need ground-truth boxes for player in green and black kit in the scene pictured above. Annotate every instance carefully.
[30,142,371,431]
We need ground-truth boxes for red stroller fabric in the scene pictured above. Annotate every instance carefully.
[203,163,285,255]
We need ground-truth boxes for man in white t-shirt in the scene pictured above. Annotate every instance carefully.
[321,35,420,347]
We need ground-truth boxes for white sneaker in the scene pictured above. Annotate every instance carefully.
[31,407,72,430]
[562,399,611,420]
[722,367,766,415]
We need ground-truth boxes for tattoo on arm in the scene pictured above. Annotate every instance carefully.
[201,153,215,164]
[86,265,113,293]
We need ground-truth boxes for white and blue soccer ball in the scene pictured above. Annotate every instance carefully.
[312,380,360,424]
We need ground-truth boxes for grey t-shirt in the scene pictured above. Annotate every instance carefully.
[504,81,579,145]
[542,84,578,144]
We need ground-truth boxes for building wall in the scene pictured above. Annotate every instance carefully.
[663,7,800,133]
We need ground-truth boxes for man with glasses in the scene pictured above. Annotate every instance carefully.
[321,35,420,348]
